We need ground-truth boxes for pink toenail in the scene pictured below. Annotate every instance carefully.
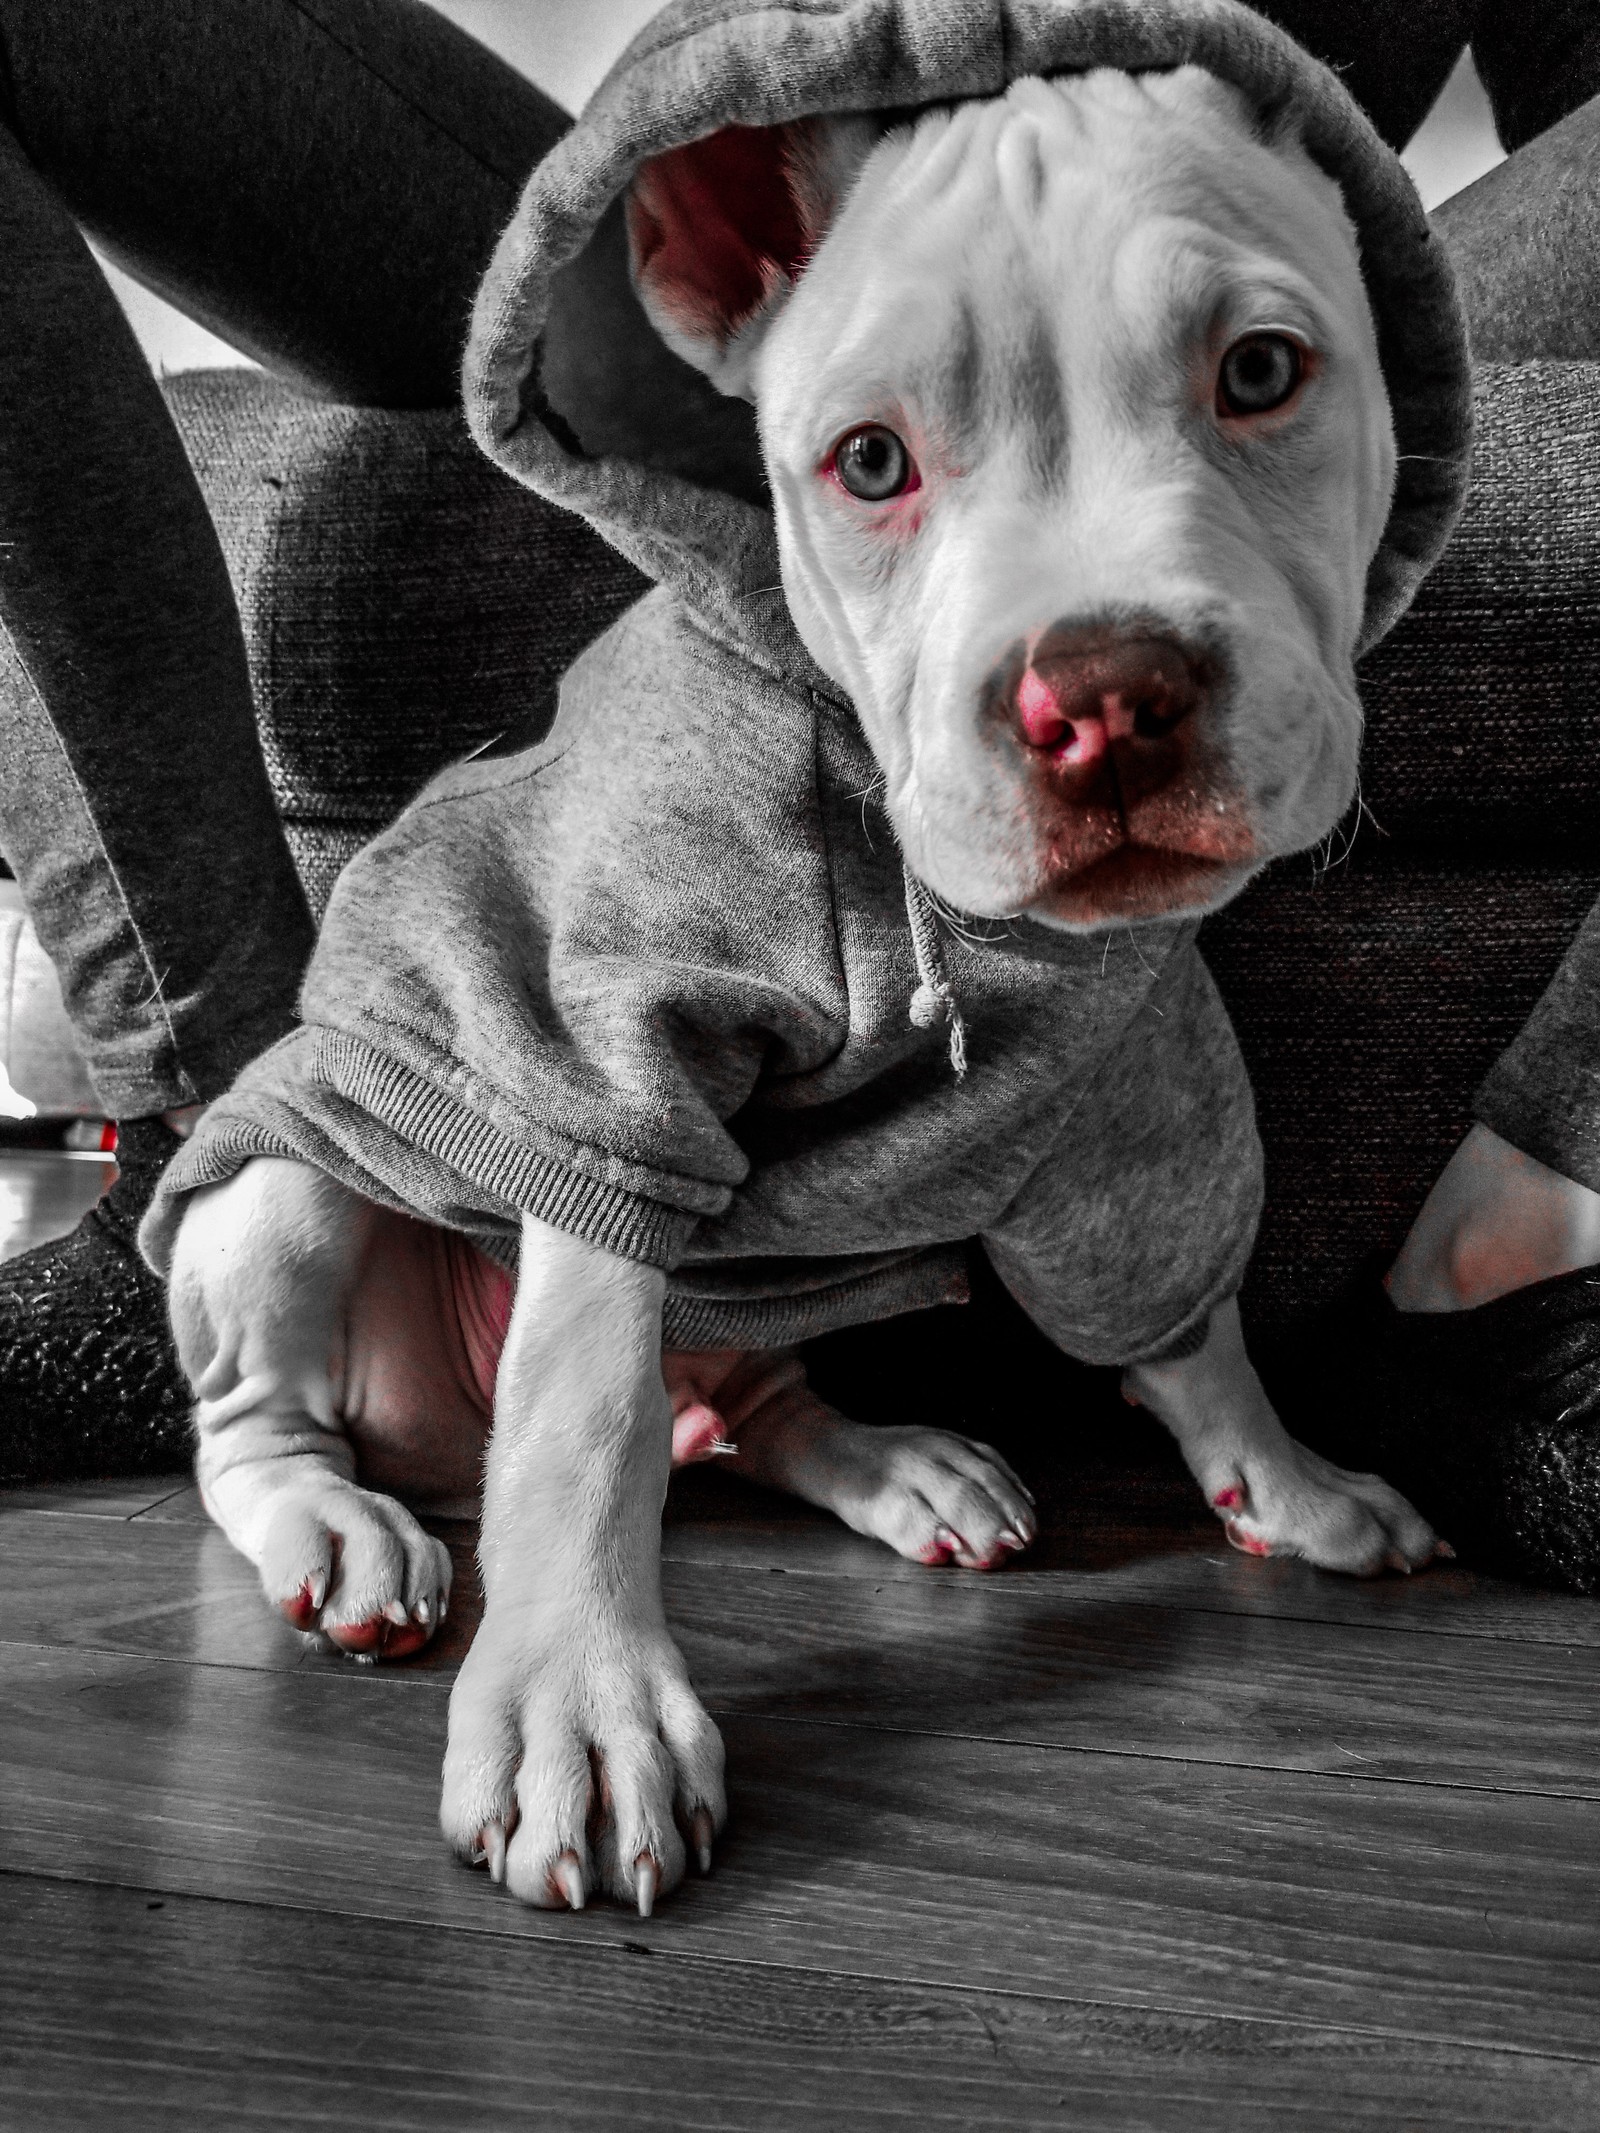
[1225,1517,1272,1558]
[1212,1486,1243,1511]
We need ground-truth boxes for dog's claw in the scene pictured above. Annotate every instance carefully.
[690,1808,715,1874]
[551,1852,585,1911]
[1224,1516,1272,1558]
[635,1856,658,1918]
[1435,1539,1456,1560]
[484,1822,507,1884]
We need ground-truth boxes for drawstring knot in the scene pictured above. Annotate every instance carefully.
[903,868,968,1077]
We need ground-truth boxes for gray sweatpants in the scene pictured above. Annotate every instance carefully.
[0,0,565,1114]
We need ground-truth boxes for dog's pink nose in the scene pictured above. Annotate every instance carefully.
[1015,634,1203,766]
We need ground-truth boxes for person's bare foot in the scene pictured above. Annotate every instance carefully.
[1385,1123,1600,1314]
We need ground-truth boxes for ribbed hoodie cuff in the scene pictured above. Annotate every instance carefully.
[312,1030,702,1266]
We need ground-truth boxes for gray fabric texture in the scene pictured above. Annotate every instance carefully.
[163,371,646,918]
[1357,361,1600,858]
[147,0,1466,1364]
[1435,92,1600,366]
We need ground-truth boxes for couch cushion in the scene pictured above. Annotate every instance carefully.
[164,370,647,911]
[1358,361,1600,858]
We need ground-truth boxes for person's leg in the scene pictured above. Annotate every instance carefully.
[0,1,566,1478]
[1386,894,1600,1314]
[0,0,568,1115]
[1384,95,1600,1318]
[1432,91,1600,365]
[0,117,312,1113]
[1289,96,1600,1589]
[0,0,568,409]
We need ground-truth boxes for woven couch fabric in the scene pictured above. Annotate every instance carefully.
[164,371,646,915]
[1358,361,1600,857]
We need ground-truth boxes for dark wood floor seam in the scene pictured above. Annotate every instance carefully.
[654,1547,1600,1651]
[6,1861,1594,2073]
[3,1629,1592,1806]
[712,1705,1600,1806]
[1079,1590,1600,1653]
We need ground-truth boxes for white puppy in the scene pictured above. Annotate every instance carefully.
[166,69,1441,1919]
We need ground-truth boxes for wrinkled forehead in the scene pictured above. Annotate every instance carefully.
[760,70,1364,450]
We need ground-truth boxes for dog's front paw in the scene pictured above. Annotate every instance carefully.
[253,1473,452,1660]
[439,1617,726,1913]
[1213,1443,1445,1576]
[817,1424,1037,1570]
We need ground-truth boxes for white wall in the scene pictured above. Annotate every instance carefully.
[106,11,1506,377]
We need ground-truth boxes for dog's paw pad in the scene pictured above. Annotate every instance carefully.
[278,1574,326,1630]
[324,1613,432,1661]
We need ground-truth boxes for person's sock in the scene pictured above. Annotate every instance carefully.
[0,1116,191,1484]
[1269,1256,1600,1595]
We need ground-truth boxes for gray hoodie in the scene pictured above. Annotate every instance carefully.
[145,0,1471,1367]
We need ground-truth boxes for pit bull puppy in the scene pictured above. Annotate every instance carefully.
[151,4,1473,1919]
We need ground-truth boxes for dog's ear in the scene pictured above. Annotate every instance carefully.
[627,116,878,399]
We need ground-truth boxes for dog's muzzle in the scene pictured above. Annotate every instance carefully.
[983,620,1253,919]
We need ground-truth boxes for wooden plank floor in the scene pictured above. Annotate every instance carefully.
[2,1157,1598,2128]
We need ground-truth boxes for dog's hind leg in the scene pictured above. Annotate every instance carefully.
[664,1347,1038,1568]
[1123,1296,1447,1575]
[168,1156,451,1658]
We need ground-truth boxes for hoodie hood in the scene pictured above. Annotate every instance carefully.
[465,0,1471,661]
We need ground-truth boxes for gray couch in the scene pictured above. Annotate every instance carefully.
[165,360,1600,1334]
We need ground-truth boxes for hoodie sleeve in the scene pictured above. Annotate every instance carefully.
[283,596,851,1267]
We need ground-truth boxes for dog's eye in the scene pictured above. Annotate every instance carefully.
[1217,333,1304,418]
[832,425,914,501]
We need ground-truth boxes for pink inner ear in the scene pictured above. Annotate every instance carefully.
[628,123,811,352]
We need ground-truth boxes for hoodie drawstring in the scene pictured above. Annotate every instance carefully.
[903,867,968,1077]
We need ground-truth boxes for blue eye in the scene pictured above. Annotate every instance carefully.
[1217,333,1304,417]
[833,425,914,500]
